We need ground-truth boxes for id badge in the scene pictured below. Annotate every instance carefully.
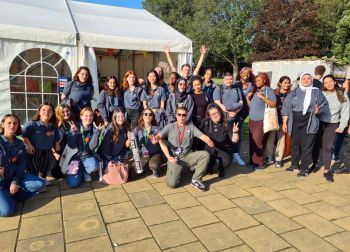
[174,147,182,156]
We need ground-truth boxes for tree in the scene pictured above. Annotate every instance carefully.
[144,0,265,76]
[315,0,348,55]
[332,9,350,64]
[251,0,321,61]
[192,0,265,76]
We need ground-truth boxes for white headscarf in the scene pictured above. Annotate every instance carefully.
[299,72,317,115]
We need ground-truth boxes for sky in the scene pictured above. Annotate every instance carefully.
[75,0,143,9]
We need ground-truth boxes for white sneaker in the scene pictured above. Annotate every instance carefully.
[233,153,245,166]
[83,173,92,182]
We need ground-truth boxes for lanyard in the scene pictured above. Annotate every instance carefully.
[143,128,150,146]
[80,126,90,148]
[176,123,186,146]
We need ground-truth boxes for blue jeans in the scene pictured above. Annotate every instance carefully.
[333,127,348,159]
[0,174,45,217]
[66,156,98,188]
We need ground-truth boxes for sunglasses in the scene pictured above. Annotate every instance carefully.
[177,113,187,117]
[143,113,153,117]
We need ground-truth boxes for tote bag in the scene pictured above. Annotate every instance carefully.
[59,145,79,174]
[263,90,280,133]
[100,161,128,185]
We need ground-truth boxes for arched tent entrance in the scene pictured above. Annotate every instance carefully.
[9,48,71,122]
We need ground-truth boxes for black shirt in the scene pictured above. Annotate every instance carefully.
[313,79,322,89]
[200,119,233,152]
[192,93,208,126]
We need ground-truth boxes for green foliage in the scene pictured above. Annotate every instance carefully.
[332,9,350,64]
[144,0,265,74]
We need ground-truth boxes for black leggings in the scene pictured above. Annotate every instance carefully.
[291,112,316,171]
[206,147,232,173]
[312,122,338,170]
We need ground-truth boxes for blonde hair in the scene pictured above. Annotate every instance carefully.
[55,104,75,127]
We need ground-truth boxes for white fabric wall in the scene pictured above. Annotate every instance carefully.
[0,39,77,118]
[252,60,332,89]
[177,53,193,73]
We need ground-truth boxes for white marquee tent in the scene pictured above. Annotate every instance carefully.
[0,0,192,121]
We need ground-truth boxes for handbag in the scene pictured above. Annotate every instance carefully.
[263,89,280,133]
[67,160,80,175]
[59,145,79,174]
[100,161,128,185]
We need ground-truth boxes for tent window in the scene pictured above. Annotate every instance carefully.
[9,48,71,123]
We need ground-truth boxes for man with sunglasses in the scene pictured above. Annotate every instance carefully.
[156,107,213,191]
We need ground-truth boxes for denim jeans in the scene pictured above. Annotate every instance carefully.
[66,156,99,188]
[332,127,348,159]
[0,174,45,217]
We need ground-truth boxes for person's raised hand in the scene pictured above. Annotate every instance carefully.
[314,104,320,114]
[68,121,78,132]
[163,46,170,54]
[200,45,207,55]
[233,122,239,133]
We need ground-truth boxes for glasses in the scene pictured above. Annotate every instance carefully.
[143,113,153,117]
[177,113,187,117]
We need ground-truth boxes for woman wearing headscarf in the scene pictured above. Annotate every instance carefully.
[166,78,194,123]
[281,72,328,178]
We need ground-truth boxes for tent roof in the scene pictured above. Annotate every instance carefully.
[0,0,76,45]
[0,0,192,53]
[68,1,192,53]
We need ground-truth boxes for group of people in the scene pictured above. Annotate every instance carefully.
[1,47,350,217]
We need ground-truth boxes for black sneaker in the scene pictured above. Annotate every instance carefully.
[275,161,283,168]
[308,164,318,173]
[324,171,334,182]
[334,166,350,174]
[265,158,275,165]
[191,180,206,191]
[286,166,298,173]
[297,170,308,178]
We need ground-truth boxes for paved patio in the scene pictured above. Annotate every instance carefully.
[2,149,350,252]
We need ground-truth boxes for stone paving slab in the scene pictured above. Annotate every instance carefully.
[66,236,113,252]
[1,230,17,252]
[64,215,107,243]
[16,233,64,252]
[281,228,338,252]
[138,203,179,226]
[4,149,350,252]
[253,211,302,234]
[192,222,243,251]
[235,225,290,251]
[107,218,152,246]
[19,213,62,240]
[176,205,220,228]
[197,193,237,212]
[149,220,197,249]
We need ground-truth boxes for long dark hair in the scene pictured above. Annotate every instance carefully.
[0,114,22,136]
[32,102,57,126]
[322,74,346,103]
[73,66,93,84]
[111,108,129,143]
[154,66,165,86]
[205,103,228,129]
[137,109,156,130]
[104,75,120,96]
[277,76,291,92]
[145,70,160,95]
